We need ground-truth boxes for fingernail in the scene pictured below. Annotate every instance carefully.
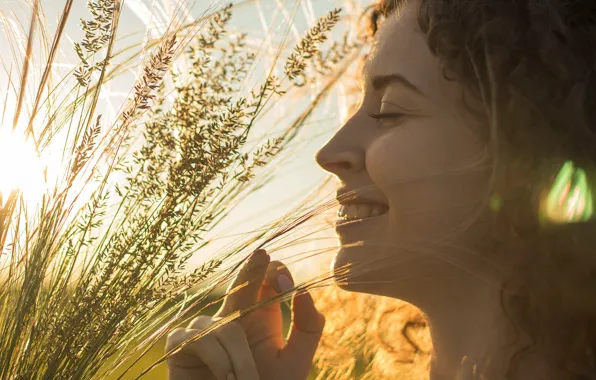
[277,274,293,293]
[246,250,268,269]
[250,249,267,259]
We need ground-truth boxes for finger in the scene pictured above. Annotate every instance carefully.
[258,260,293,313]
[237,260,292,349]
[289,288,325,336]
[188,315,213,330]
[166,328,234,380]
[215,321,260,380]
[263,260,293,293]
[218,249,270,317]
[280,289,325,376]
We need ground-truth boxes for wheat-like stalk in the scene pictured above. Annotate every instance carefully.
[0,0,362,378]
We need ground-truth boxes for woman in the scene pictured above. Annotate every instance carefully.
[166,0,596,379]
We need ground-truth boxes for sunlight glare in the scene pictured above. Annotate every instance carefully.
[0,128,46,204]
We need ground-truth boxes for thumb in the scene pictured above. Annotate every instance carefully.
[280,287,325,373]
[217,249,270,317]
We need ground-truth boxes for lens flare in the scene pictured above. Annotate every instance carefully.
[542,160,594,224]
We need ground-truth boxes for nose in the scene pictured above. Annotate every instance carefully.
[315,116,366,177]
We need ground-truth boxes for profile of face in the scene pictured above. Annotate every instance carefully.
[315,2,496,307]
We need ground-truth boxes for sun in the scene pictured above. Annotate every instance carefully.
[0,128,46,204]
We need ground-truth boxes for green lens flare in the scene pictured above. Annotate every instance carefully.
[543,161,594,224]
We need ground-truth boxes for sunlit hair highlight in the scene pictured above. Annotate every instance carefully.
[360,0,596,378]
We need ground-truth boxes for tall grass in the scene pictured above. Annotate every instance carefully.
[0,0,364,378]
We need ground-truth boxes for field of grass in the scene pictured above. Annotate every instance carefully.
[0,0,373,378]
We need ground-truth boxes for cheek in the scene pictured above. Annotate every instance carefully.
[366,117,484,187]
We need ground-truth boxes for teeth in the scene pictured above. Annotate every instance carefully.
[337,204,387,220]
[346,204,358,217]
[358,204,371,216]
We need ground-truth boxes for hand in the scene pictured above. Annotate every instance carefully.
[166,249,326,380]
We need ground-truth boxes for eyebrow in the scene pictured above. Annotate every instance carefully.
[371,74,426,97]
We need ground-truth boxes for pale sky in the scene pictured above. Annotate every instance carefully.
[0,0,369,281]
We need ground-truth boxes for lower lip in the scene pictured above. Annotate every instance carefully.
[334,211,388,231]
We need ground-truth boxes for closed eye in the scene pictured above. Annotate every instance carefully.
[367,111,406,127]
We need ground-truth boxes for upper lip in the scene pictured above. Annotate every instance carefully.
[336,187,389,207]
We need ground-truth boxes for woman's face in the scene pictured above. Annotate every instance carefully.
[316,3,495,304]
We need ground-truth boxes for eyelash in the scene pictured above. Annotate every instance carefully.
[367,111,406,125]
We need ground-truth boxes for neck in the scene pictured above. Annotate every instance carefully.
[419,278,520,380]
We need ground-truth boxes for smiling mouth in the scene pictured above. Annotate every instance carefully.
[335,203,389,228]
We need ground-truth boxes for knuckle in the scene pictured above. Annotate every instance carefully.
[167,327,186,339]
[188,315,213,330]
[165,328,187,350]
[167,327,186,343]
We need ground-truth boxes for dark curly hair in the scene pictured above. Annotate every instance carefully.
[364,1,596,378]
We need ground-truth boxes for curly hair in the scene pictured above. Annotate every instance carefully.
[363,1,596,378]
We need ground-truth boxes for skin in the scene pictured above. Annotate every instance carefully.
[167,1,542,379]
[166,250,325,380]
[316,3,535,378]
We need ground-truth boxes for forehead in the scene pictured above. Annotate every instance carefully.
[362,4,446,99]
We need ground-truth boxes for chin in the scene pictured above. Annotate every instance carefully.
[330,243,449,308]
[330,245,393,296]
